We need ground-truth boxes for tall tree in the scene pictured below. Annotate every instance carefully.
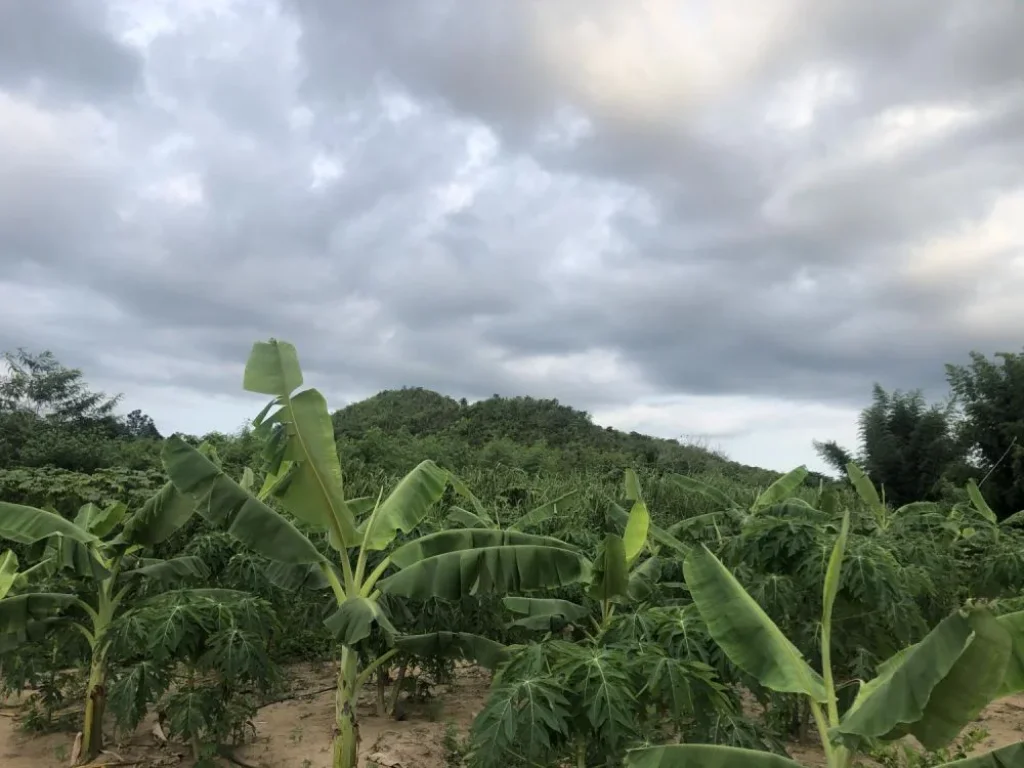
[814,384,966,507]
[122,409,162,439]
[946,350,1024,517]
[0,349,160,471]
[0,349,121,422]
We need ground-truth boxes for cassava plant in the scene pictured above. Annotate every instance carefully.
[626,511,1024,768]
[160,338,591,768]
[0,485,204,763]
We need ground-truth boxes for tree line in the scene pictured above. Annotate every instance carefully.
[3,344,1022,519]
[814,350,1024,517]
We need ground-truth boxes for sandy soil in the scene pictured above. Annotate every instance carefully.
[3,664,1023,768]
[0,661,489,768]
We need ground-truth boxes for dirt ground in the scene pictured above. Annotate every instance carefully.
[3,663,1024,768]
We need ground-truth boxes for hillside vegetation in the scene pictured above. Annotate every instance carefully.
[332,385,795,485]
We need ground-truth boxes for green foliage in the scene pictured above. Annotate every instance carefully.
[947,349,1024,517]
[0,348,166,472]
[162,338,594,768]
[107,590,281,760]
[870,727,989,768]
[642,513,1024,768]
[4,338,1024,768]
[814,385,967,507]
[332,386,794,486]
[0,482,206,761]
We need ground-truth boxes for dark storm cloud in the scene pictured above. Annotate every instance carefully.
[2,0,1023,431]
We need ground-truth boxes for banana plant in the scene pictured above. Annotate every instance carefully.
[665,466,811,543]
[626,511,1024,768]
[848,463,992,541]
[502,469,666,633]
[160,339,591,768]
[447,484,578,532]
[0,549,70,652]
[0,485,204,763]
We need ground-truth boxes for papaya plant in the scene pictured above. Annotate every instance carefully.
[0,485,204,762]
[106,588,281,765]
[626,511,1024,768]
[470,469,777,767]
[160,338,591,768]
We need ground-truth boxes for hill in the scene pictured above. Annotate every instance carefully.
[331,386,812,487]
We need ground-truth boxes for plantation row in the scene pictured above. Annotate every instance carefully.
[2,339,1024,768]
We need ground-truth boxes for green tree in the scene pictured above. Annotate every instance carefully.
[0,349,121,422]
[946,350,1024,518]
[814,385,966,507]
[122,409,161,440]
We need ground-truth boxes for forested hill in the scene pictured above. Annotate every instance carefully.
[331,386,805,486]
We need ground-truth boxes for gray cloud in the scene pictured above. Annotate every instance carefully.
[0,1,142,103]
[2,0,1023,466]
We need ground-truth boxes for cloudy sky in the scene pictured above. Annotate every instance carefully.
[2,1,1022,473]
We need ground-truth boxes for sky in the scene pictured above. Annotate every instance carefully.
[1,1,1022,473]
